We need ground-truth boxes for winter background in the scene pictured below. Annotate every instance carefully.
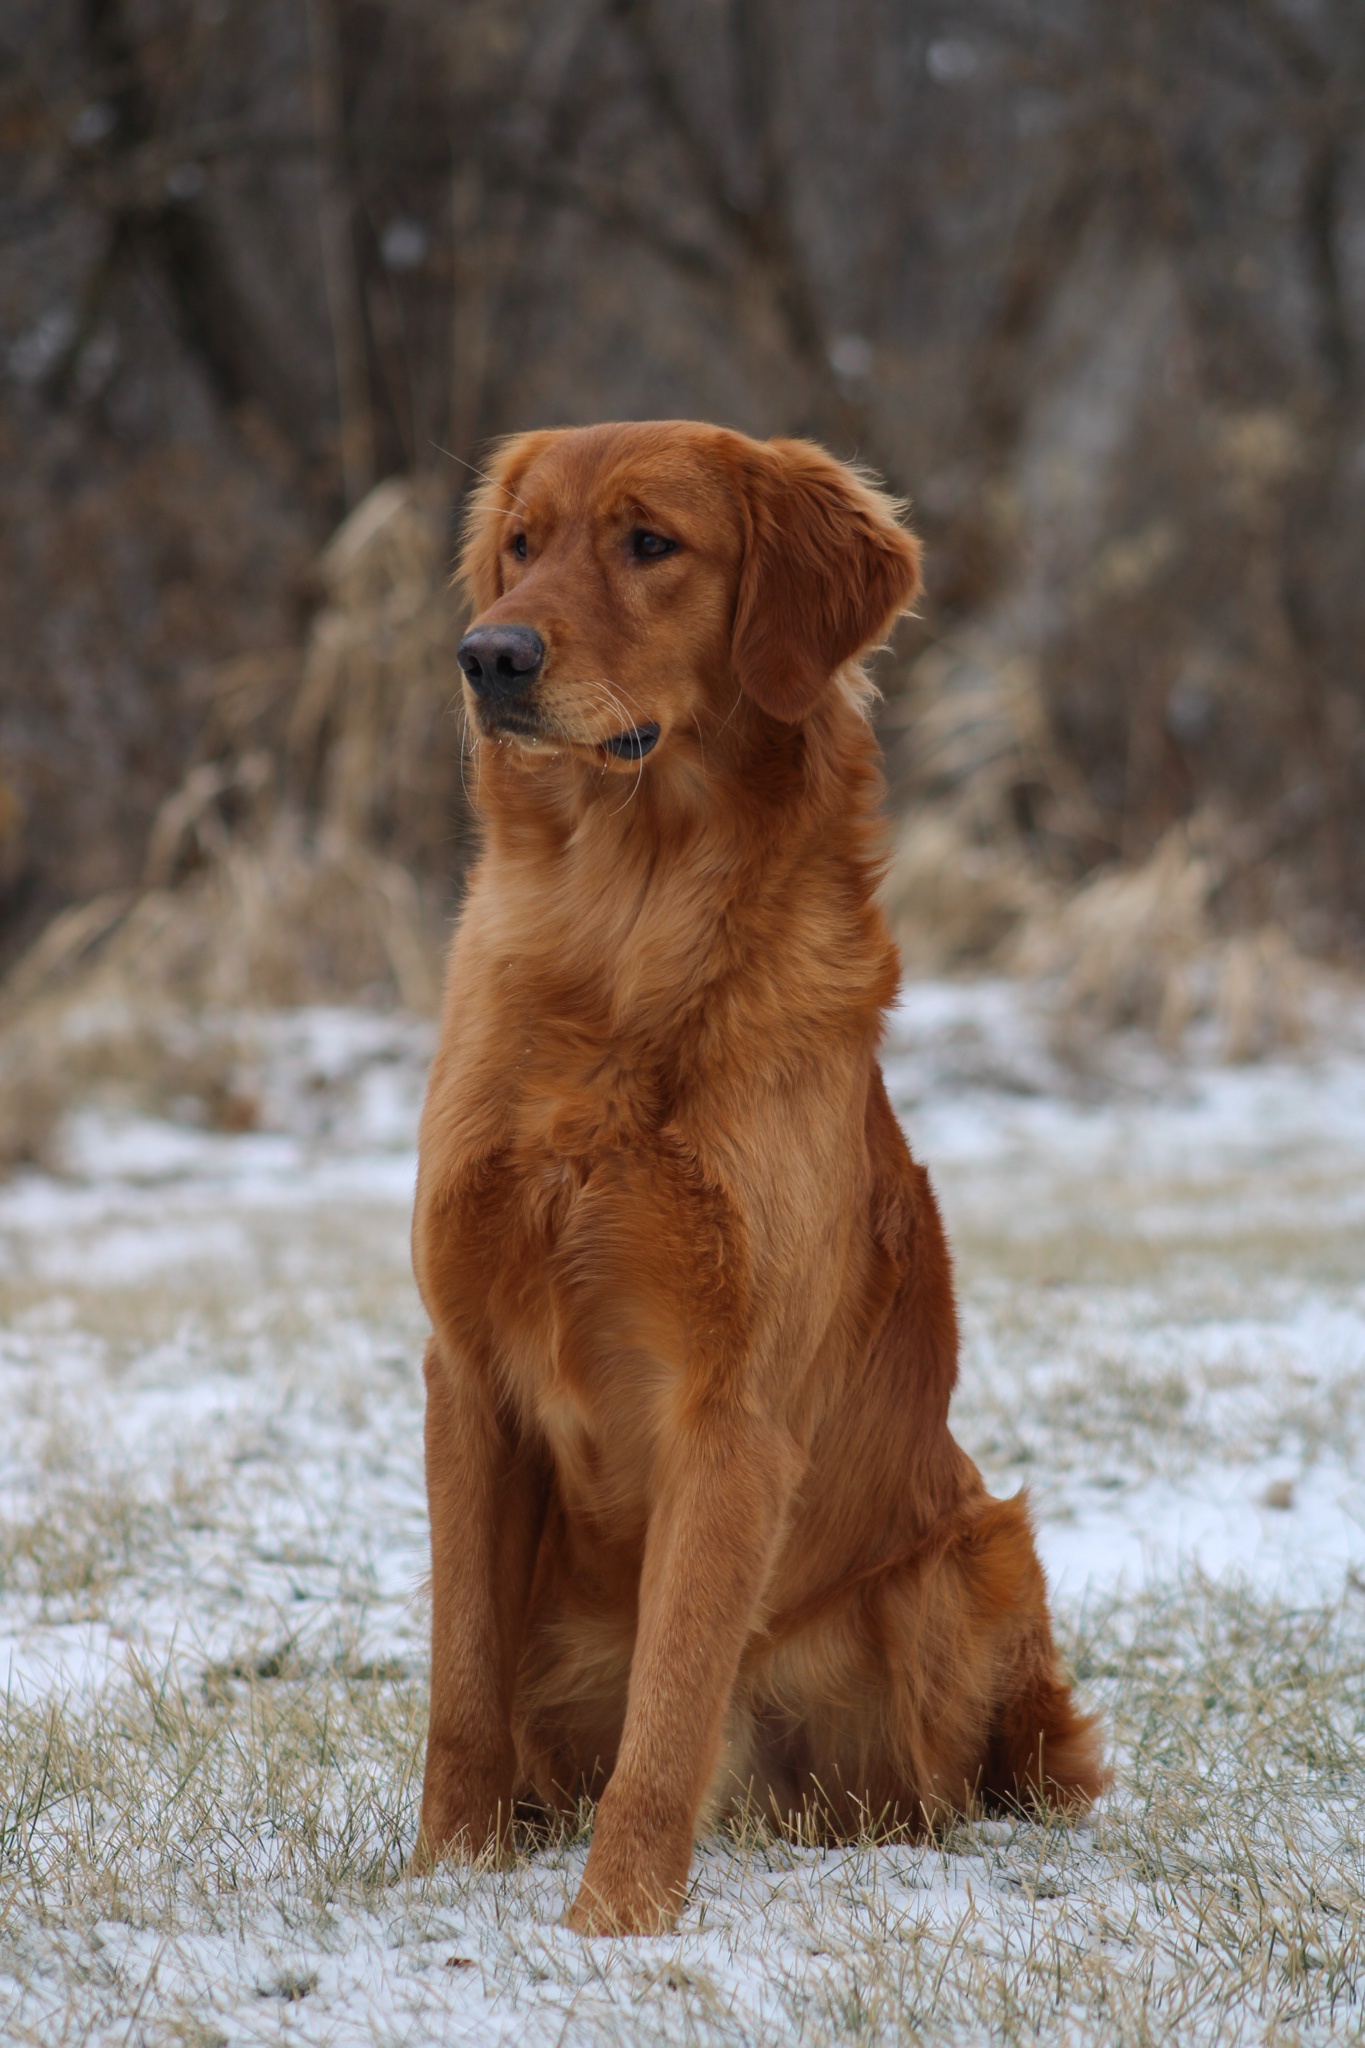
[3,3,1365,2041]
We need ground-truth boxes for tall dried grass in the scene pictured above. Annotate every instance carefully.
[289,476,471,873]
[1012,824,1307,1058]
[884,636,1314,1060]
[0,820,445,1170]
[0,476,469,1170]
[882,635,1097,971]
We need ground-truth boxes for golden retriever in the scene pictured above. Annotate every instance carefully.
[410,420,1105,1934]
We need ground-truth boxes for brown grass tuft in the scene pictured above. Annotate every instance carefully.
[288,476,471,874]
[885,636,1315,1061]
[1011,823,1308,1057]
[0,820,444,1171]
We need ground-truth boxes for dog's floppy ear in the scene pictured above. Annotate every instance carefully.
[457,432,557,614]
[730,438,921,723]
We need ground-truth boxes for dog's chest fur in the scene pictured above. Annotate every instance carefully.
[416,793,886,1534]
[420,962,744,1533]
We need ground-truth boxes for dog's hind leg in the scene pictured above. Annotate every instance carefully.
[511,1487,665,1826]
[787,1491,1108,1832]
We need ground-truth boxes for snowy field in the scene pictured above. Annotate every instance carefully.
[2,980,1364,2045]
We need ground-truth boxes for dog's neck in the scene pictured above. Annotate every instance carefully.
[458,685,898,1060]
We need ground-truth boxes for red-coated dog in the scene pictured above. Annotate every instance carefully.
[411,421,1105,1933]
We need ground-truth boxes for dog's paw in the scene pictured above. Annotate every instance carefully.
[564,1831,688,1936]
[563,1879,678,1937]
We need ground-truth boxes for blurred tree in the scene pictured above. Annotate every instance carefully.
[1,0,1362,963]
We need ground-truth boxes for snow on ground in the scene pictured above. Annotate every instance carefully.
[885,982,1365,1607]
[2,981,1364,2043]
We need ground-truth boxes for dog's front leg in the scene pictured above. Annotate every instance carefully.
[413,1334,544,1869]
[566,1409,796,1934]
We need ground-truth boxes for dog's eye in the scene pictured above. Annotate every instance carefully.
[630,529,677,560]
[510,533,528,560]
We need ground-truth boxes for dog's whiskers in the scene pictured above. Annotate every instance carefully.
[454,698,475,809]
[587,678,650,813]
[713,687,745,743]
[429,441,530,512]
[571,677,650,814]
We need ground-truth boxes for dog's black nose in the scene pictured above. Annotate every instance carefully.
[457,624,545,698]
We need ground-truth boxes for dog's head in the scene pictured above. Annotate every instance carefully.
[455,421,920,773]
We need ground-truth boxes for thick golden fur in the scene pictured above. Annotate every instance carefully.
[411,421,1106,1934]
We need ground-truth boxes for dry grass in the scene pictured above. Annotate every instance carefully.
[881,635,1093,974]
[288,476,471,877]
[1011,824,1308,1060]
[0,822,444,1172]
[0,986,252,1175]
[3,1581,1364,2043]
[884,809,1052,976]
[0,473,470,1174]
[884,635,1315,1062]
[1,993,1363,2041]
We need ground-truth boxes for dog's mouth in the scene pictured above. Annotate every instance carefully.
[477,705,661,762]
[477,705,553,743]
[600,723,660,761]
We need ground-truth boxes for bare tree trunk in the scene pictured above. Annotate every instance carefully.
[448,159,491,468]
[306,0,375,507]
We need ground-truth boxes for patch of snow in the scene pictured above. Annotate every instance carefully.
[3,984,1365,2039]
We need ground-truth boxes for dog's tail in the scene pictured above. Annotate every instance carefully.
[963,1492,1111,1814]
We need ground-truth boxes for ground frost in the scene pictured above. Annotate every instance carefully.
[2,987,1364,2042]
